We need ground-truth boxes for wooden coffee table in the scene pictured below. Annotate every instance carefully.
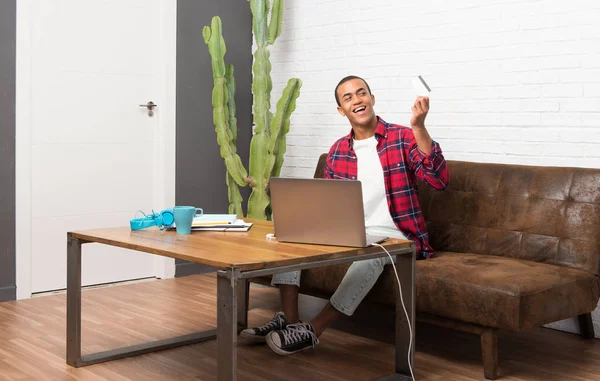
[66,219,415,381]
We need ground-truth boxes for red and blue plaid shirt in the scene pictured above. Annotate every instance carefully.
[323,116,449,259]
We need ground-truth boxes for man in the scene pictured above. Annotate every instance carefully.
[240,75,449,355]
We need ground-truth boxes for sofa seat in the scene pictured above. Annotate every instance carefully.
[414,252,600,332]
[250,252,600,333]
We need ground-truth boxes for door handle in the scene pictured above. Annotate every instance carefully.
[139,101,157,117]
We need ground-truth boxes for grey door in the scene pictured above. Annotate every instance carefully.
[0,0,16,302]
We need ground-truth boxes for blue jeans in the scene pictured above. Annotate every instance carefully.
[272,228,406,316]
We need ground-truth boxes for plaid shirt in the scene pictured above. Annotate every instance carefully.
[323,116,449,259]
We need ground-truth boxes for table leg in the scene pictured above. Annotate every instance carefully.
[65,236,217,368]
[377,248,416,381]
[217,269,238,381]
[237,278,249,330]
[66,234,82,366]
[396,248,416,377]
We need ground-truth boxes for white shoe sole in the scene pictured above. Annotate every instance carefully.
[266,333,293,355]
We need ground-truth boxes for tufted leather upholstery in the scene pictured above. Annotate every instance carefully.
[413,252,600,331]
[419,161,600,276]
[252,154,600,333]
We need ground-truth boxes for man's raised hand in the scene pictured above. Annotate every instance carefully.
[410,96,429,129]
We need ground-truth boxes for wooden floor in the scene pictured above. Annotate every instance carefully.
[1,273,599,381]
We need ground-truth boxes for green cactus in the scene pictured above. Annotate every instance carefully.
[203,0,301,220]
[225,64,244,217]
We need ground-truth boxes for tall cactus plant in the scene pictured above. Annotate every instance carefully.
[203,0,301,220]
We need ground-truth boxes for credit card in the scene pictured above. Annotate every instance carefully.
[412,75,431,96]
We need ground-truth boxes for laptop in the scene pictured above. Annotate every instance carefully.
[269,177,388,247]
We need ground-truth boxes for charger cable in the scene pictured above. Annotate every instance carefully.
[371,243,415,381]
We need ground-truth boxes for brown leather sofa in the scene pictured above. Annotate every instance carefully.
[251,155,600,379]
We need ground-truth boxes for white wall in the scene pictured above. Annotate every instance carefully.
[271,0,600,177]
[268,1,600,336]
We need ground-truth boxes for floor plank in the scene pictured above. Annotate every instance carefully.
[0,273,598,381]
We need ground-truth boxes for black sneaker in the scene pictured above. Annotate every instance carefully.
[265,322,319,355]
[239,312,289,343]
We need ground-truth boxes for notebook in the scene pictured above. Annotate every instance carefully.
[269,178,388,247]
[192,214,238,227]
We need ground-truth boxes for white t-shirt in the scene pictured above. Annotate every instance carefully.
[353,136,407,240]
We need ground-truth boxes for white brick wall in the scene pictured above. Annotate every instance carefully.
[265,0,600,178]
[263,1,600,336]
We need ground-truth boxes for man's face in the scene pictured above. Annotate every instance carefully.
[336,78,376,126]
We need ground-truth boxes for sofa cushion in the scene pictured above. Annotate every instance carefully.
[417,161,600,277]
[250,252,600,332]
[412,252,600,331]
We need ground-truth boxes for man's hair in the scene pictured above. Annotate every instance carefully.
[334,75,372,106]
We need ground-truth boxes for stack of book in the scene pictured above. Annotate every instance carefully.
[190,214,252,232]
